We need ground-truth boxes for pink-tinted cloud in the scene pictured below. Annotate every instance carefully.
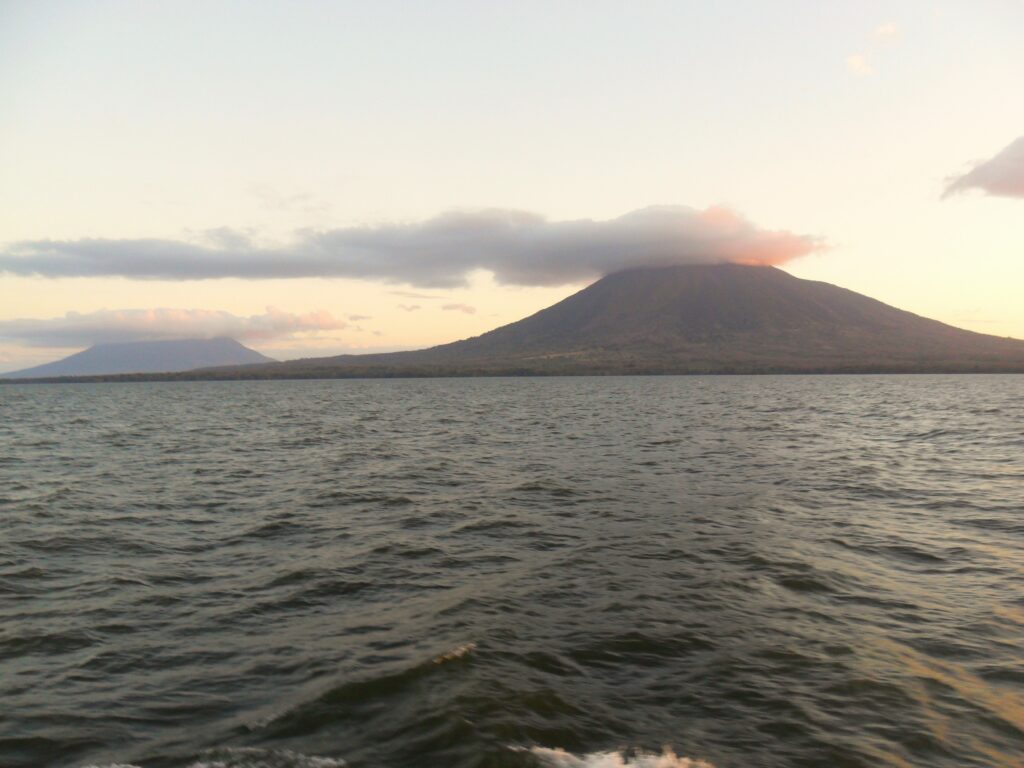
[944,136,1024,199]
[0,307,347,347]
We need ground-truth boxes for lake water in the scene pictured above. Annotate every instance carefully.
[1,376,1022,768]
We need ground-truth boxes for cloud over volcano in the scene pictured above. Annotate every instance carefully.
[0,206,821,288]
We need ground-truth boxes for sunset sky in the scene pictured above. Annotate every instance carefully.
[1,0,1023,371]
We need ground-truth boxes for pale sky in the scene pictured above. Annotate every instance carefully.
[1,0,1023,371]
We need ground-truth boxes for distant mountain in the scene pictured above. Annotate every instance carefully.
[258,264,1024,376]
[2,338,273,378]
[7,266,1024,382]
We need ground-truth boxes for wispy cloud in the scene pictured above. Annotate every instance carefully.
[874,22,900,41]
[390,290,443,299]
[0,307,348,347]
[847,20,899,76]
[442,303,476,315]
[398,304,421,312]
[0,206,821,288]
[944,135,1024,199]
[846,54,874,77]
[248,185,331,215]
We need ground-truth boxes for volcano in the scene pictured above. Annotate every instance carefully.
[8,265,1024,381]
[1,337,273,379]
[263,264,1024,376]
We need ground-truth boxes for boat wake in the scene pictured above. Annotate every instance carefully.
[530,746,715,768]
[84,747,347,768]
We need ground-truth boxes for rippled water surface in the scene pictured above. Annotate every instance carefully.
[2,376,1023,768]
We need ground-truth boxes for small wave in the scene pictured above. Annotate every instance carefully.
[81,748,346,768]
[308,490,411,508]
[254,642,479,738]
[512,480,579,497]
[189,748,345,768]
[529,746,715,767]
[455,518,535,534]
[433,641,476,664]
[239,519,306,540]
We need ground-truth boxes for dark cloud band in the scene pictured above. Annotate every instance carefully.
[0,206,820,287]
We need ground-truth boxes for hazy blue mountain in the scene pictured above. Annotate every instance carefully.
[3,338,273,378]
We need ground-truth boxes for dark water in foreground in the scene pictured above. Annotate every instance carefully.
[2,376,1023,768]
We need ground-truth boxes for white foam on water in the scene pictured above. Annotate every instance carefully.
[529,746,716,768]
[187,747,346,768]
[244,708,287,730]
[433,641,477,664]
[80,749,345,768]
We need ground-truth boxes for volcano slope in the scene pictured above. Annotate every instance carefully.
[254,264,1024,377]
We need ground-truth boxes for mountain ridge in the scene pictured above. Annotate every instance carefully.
[4,265,1024,381]
[1,337,273,378]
